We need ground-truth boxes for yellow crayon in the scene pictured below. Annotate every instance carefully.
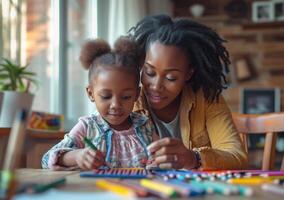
[140,179,178,198]
[260,175,284,179]
[95,180,135,197]
[228,177,274,185]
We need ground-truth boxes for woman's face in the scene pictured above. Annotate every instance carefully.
[142,41,193,110]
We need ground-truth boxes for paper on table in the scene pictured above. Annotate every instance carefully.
[13,189,137,200]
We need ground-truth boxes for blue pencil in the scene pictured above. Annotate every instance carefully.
[166,179,206,196]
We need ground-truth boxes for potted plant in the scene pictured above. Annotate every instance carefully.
[0,58,38,127]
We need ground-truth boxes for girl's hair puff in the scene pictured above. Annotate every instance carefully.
[80,36,140,86]
[79,39,111,69]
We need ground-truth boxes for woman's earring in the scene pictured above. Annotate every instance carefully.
[187,70,194,81]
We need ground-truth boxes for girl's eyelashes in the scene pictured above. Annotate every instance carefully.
[99,95,111,100]
[99,94,133,100]
[122,96,132,100]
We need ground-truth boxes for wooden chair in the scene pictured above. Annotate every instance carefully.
[232,112,284,170]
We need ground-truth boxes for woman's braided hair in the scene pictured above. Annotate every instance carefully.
[129,15,230,102]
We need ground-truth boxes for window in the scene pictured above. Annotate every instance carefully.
[25,0,97,130]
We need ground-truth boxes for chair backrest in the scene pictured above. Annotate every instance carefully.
[232,112,284,170]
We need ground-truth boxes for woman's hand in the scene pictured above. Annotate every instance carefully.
[147,138,197,169]
[75,147,106,170]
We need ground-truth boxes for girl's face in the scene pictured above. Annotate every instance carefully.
[142,41,193,110]
[86,67,139,130]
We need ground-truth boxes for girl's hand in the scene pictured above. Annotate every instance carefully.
[75,147,106,170]
[147,138,197,169]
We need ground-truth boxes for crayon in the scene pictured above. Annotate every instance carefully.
[227,177,274,185]
[95,180,135,197]
[27,177,66,194]
[262,184,284,195]
[83,137,98,151]
[190,181,214,194]
[80,168,147,178]
[165,179,206,196]
[140,179,178,198]
[236,185,254,196]
[108,180,149,197]
[200,181,238,195]
[251,171,284,177]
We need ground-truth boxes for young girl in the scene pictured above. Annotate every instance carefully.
[129,15,248,170]
[42,37,156,170]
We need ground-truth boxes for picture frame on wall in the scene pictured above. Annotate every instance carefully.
[274,0,284,21]
[232,56,256,82]
[252,1,274,22]
[240,88,281,114]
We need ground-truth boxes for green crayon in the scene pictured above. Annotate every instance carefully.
[28,177,66,193]
[83,137,98,151]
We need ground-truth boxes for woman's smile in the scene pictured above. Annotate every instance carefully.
[147,91,166,103]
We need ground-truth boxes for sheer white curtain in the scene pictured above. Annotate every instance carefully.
[0,0,25,64]
[96,0,172,45]
[107,0,147,45]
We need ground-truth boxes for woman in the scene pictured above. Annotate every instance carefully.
[129,14,247,170]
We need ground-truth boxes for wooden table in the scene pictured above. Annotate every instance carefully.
[13,168,284,200]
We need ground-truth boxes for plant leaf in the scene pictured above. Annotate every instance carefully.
[0,74,10,79]
[21,71,36,76]
[0,58,38,92]
[17,78,26,92]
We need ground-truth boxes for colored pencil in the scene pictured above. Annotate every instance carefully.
[236,185,254,196]
[140,179,178,198]
[227,177,274,185]
[27,177,66,194]
[190,180,214,194]
[200,181,238,195]
[83,137,98,151]
[120,179,174,198]
[108,180,149,197]
[262,184,284,195]
[165,179,206,196]
[95,180,135,197]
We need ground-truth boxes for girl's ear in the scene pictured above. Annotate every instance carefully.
[135,86,141,101]
[86,86,95,102]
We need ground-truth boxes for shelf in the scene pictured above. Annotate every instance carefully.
[242,21,284,30]
[0,128,66,139]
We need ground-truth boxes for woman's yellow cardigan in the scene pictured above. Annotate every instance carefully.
[133,85,248,170]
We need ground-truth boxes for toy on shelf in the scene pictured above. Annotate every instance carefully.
[28,111,64,131]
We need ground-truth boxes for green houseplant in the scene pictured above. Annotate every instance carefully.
[0,58,37,92]
[0,58,38,127]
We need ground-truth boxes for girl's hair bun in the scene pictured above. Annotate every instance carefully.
[114,36,140,59]
[79,39,111,69]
